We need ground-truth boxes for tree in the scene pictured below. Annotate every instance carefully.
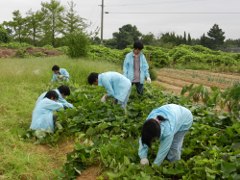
[0,25,10,43]
[41,0,64,47]
[207,24,225,49]
[112,24,142,49]
[65,31,89,58]
[187,33,192,45]
[141,33,155,45]
[25,10,44,46]
[3,10,27,43]
[200,33,213,48]
[62,1,87,35]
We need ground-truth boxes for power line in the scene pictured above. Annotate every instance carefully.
[105,11,240,15]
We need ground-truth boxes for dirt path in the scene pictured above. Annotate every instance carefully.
[156,68,240,94]
[77,166,101,180]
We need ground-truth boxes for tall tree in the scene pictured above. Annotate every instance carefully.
[141,33,155,45]
[25,10,44,46]
[112,24,142,49]
[62,1,87,35]
[207,24,225,49]
[0,25,10,43]
[41,0,64,47]
[4,10,27,43]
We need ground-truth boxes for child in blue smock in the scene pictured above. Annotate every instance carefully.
[87,71,132,109]
[138,104,193,166]
[30,90,64,132]
[51,65,70,82]
[36,85,73,109]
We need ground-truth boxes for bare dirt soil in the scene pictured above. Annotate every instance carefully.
[156,68,240,94]
[0,47,62,58]
[77,166,102,180]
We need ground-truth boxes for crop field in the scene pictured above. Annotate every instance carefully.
[156,68,240,94]
[0,56,239,179]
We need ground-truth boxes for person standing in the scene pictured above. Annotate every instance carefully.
[138,104,193,166]
[123,41,151,95]
[51,65,70,82]
[87,71,131,109]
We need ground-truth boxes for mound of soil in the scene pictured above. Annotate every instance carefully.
[0,47,63,58]
[0,48,17,58]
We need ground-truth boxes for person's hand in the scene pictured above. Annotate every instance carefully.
[101,95,107,103]
[146,77,151,83]
[140,158,149,165]
[58,75,64,79]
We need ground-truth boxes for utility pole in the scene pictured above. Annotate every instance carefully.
[100,0,104,44]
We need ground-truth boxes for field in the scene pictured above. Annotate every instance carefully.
[0,56,120,179]
[0,56,239,179]
[156,68,240,94]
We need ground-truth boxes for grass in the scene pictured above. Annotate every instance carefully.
[0,56,120,179]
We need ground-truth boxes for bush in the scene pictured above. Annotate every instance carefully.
[0,42,32,49]
[0,25,10,43]
[66,31,90,58]
[15,49,28,58]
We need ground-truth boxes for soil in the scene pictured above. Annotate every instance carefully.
[0,47,62,58]
[77,166,102,180]
[156,68,240,94]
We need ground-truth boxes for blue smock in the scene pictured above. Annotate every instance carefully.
[30,98,63,132]
[51,68,70,82]
[98,72,131,102]
[36,89,73,108]
[138,104,193,166]
[123,51,150,84]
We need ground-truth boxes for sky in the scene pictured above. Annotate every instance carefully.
[0,0,240,40]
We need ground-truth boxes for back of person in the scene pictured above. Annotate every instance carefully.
[30,97,63,132]
[146,104,193,134]
[99,71,131,102]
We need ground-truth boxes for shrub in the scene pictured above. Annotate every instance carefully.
[66,31,90,58]
[15,49,28,58]
[0,42,32,49]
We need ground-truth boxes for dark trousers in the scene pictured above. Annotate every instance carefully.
[132,82,144,95]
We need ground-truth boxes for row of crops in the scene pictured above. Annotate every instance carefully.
[88,44,240,71]
[24,83,240,179]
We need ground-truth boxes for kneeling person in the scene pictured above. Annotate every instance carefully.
[36,85,73,109]
[30,90,63,132]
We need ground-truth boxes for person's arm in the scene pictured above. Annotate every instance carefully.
[51,74,57,82]
[101,78,115,97]
[58,97,74,108]
[44,100,64,111]
[153,135,174,166]
[142,55,150,78]
[138,138,149,159]
[61,69,70,79]
[123,55,129,77]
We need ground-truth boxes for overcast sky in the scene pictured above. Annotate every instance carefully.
[0,0,239,39]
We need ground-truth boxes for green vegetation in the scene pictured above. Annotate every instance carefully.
[0,56,120,179]
[66,31,90,58]
[1,55,239,179]
[34,82,239,179]
[88,44,240,72]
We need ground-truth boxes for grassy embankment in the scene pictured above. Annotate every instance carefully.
[0,56,120,179]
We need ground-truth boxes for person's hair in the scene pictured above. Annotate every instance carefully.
[141,119,161,147]
[44,90,59,100]
[52,65,60,71]
[88,72,99,85]
[133,41,144,50]
[58,85,70,96]
[156,115,167,121]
